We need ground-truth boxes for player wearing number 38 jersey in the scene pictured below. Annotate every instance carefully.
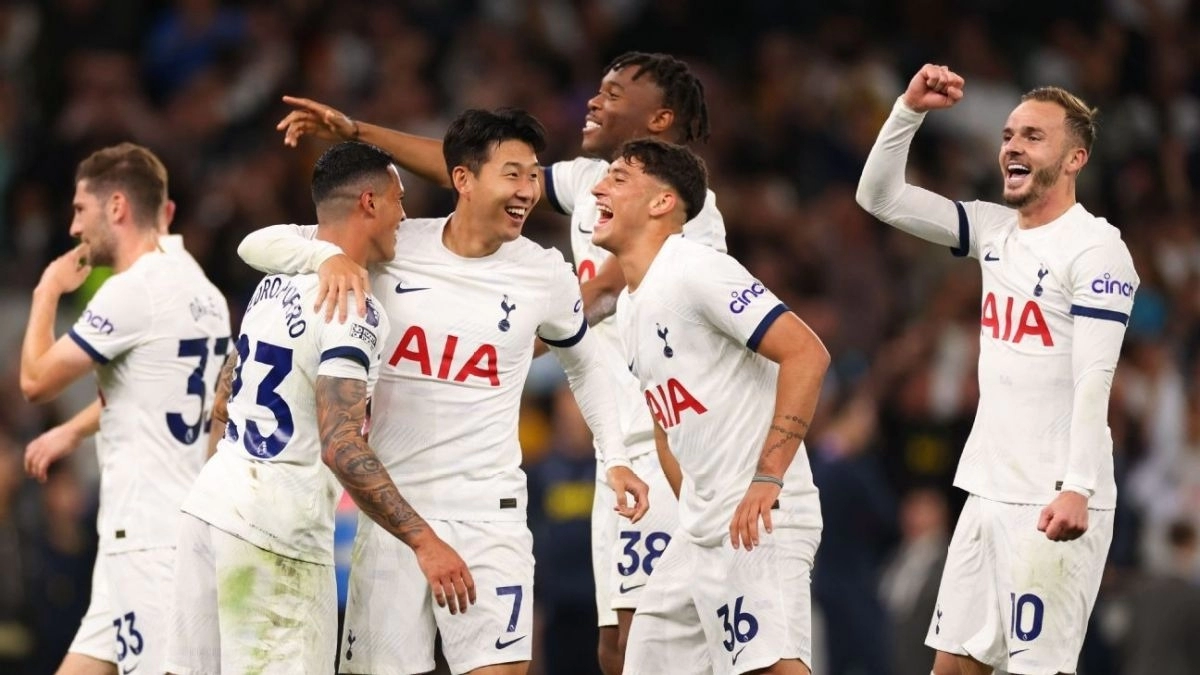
[20,144,231,675]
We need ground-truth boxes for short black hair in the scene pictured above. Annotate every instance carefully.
[443,108,547,176]
[619,138,708,222]
[605,52,710,145]
[311,141,396,208]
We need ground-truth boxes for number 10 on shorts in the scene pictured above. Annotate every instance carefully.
[1009,592,1044,642]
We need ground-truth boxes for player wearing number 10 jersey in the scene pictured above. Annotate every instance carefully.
[20,143,231,675]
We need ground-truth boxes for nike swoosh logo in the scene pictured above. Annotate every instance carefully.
[618,582,645,593]
[395,283,430,294]
[1008,648,1029,657]
[495,635,527,649]
[984,252,1000,261]
[732,645,747,664]
[122,666,138,674]
[577,222,594,234]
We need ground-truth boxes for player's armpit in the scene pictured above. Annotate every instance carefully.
[653,421,682,499]
[581,256,625,326]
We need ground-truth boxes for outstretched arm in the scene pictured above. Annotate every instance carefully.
[316,375,476,613]
[729,312,830,551]
[277,96,451,189]
[238,225,369,322]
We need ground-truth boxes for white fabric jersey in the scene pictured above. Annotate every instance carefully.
[547,156,727,455]
[68,252,230,553]
[856,99,1138,509]
[616,236,822,545]
[183,274,386,565]
[950,202,1135,508]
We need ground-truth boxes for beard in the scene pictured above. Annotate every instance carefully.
[1002,155,1063,209]
[85,230,117,267]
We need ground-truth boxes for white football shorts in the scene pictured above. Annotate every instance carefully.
[925,494,1114,675]
[624,524,820,675]
[340,518,535,675]
[608,449,680,613]
[166,513,337,674]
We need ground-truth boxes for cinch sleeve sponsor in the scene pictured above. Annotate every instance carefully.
[537,261,588,348]
[68,273,154,364]
[317,295,389,381]
[1068,239,1139,325]
[686,248,789,351]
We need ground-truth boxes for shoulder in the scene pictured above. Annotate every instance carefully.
[959,199,1017,236]
[680,190,728,252]
[548,156,608,181]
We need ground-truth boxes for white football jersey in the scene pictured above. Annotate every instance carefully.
[547,156,727,455]
[616,236,822,546]
[347,217,585,521]
[68,251,230,553]
[950,201,1136,508]
[182,273,384,562]
[182,274,386,565]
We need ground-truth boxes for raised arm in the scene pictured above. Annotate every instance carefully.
[730,312,830,551]
[855,64,967,247]
[315,375,475,613]
[277,96,451,189]
[238,225,368,322]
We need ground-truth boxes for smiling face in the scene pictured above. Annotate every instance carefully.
[457,139,541,243]
[369,164,406,264]
[998,99,1083,210]
[590,156,673,254]
[69,180,116,266]
[581,66,668,160]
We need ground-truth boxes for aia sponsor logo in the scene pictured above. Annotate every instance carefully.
[644,378,707,429]
[388,325,499,386]
[980,292,1053,346]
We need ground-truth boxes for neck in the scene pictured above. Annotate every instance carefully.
[1016,185,1077,229]
[316,222,370,267]
[442,209,504,258]
[113,228,161,272]
[619,229,674,292]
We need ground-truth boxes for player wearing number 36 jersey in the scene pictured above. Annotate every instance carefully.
[596,140,829,675]
[20,144,231,675]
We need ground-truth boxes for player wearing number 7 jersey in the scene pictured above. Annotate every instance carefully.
[20,143,232,675]
[166,142,473,673]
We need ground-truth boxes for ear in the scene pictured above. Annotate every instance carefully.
[359,189,376,217]
[160,199,177,232]
[108,191,129,224]
[1066,147,1089,175]
[648,190,677,219]
[647,108,675,137]
[451,166,473,196]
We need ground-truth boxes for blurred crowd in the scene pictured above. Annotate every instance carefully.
[1,1,1198,674]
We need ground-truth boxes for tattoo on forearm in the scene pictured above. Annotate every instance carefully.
[774,414,810,431]
[584,292,618,327]
[316,376,427,544]
[756,422,808,474]
[211,352,237,424]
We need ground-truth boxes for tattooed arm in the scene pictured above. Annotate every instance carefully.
[207,352,238,459]
[729,312,830,551]
[315,375,476,613]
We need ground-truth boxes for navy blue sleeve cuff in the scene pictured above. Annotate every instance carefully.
[949,201,970,257]
[747,303,789,352]
[541,317,588,348]
[543,164,568,215]
[68,329,110,365]
[1070,305,1130,325]
[320,346,370,371]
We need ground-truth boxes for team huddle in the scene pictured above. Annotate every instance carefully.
[20,53,1137,675]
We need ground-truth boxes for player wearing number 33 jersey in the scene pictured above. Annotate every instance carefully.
[20,144,231,675]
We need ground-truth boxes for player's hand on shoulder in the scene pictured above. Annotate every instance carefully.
[276,95,358,147]
[38,244,92,296]
[1037,491,1089,541]
[902,64,965,113]
[315,253,370,323]
[729,479,782,552]
[24,423,83,483]
[411,532,477,615]
[607,465,650,524]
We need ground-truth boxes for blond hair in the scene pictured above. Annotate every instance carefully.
[1021,87,1098,153]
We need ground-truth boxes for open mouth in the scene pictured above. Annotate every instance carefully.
[595,202,613,229]
[1005,162,1031,189]
[504,205,528,222]
[583,118,601,134]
